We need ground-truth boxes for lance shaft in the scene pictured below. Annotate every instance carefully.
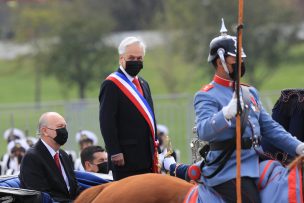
[236,0,244,202]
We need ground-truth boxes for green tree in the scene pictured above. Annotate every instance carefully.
[42,0,116,99]
[104,0,164,31]
[12,1,60,105]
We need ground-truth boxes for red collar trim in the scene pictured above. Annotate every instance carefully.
[213,75,234,87]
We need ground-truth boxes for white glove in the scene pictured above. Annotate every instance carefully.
[222,92,244,120]
[296,143,304,155]
[163,156,176,171]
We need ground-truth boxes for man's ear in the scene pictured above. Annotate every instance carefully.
[84,161,91,171]
[216,58,222,68]
[119,55,124,66]
[41,127,47,136]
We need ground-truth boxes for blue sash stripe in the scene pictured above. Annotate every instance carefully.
[114,72,155,121]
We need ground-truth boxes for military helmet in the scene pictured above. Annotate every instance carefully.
[207,18,246,62]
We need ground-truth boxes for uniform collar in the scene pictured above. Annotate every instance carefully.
[213,75,234,87]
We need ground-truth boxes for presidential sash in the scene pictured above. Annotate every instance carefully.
[106,72,159,173]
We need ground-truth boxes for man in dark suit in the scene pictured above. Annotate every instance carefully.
[99,36,159,180]
[19,112,80,202]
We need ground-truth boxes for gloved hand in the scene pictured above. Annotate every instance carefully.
[163,156,176,171]
[222,92,244,120]
[296,143,304,155]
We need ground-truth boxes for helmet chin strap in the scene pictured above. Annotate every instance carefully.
[217,48,230,76]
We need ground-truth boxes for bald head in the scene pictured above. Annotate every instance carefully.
[38,112,66,136]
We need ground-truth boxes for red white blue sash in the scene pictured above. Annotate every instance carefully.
[106,72,156,140]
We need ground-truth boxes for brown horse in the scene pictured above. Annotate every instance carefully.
[75,173,193,203]
[75,156,304,203]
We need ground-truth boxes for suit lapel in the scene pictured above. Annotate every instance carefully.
[36,140,69,193]
[138,77,153,107]
[59,151,73,193]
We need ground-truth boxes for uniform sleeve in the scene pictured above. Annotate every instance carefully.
[99,80,122,155]
[252,88,301,156]
[19,152,49,191]
[194,92,231,142]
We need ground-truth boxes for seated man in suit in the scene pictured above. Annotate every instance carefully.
[19,112,80,202]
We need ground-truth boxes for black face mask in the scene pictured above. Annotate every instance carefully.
[125,61,143,77]
[54,127,68,146]
[229,62,246,80]
[97,162,109,174]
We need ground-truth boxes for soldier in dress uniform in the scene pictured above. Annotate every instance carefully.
[26,136,38,147]
[3,139,29,175]
[1,128,26,175]
[157,124,178,164]
[3,128,26,143]
[74,130,98,171]
[193,19,304,203]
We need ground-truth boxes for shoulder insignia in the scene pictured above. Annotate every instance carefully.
[200,84,214,92]
[250,96,257,106]
[241,83,251,87]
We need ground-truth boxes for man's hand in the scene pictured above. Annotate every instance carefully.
[296,143,304,155]
[222,92,244,120]
[111,153,125,166]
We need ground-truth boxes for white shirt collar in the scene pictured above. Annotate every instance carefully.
[41,139,58,158]
[40,139,70,191]
[119,65,137,82]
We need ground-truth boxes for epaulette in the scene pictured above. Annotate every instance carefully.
[200,84,214,92]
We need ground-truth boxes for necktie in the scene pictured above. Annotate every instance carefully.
[54,153,62,175]
[132,78,143,96]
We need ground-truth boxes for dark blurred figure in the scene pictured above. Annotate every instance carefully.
[262,89,304,163]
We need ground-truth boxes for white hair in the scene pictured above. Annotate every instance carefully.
[118,36,146,55]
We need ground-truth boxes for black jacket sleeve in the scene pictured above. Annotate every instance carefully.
[99,80,122,155]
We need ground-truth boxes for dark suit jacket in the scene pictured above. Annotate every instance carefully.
[99,68,156,172]
[19,139,80,202]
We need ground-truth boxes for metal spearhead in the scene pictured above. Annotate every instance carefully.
[220,18,228,36]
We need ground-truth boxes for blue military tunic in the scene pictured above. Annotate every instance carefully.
[194,75,301,187]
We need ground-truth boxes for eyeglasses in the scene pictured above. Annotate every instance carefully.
[45,126,67,131]
[46,127,57,131]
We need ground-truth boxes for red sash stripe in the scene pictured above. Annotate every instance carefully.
[257,160,274,190]
[183,186,198,203]
[299,166,303,203]
[288,166,298,203]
